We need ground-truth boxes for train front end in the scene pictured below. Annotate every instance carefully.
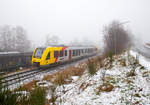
[31,48,45,67]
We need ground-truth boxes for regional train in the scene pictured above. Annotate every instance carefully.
[31,46,97,67]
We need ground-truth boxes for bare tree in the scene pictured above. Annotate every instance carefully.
[45,35,59,46]
[0,25,31,52]
[0,25,15,51]
[15,26,31,52]
[103,20,131,56]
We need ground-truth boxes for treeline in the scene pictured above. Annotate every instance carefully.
[0,25,31,52]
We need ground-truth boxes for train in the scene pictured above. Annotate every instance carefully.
[0,46,97,72]
[31,46,97,67]
[0,52,32,72]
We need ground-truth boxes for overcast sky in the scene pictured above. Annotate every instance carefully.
[0,0,150,46]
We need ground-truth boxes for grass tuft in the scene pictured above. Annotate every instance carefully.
[87,59,96,75]
[29,86,46,105]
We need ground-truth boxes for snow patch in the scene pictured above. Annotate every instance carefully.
[130,50,150,69]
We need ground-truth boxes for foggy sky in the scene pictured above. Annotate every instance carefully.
[0,0,150,46]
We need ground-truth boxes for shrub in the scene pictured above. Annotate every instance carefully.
[0,74,19,105]
[29,86,46,105]
[17,94,29,105]
[0,89,18,105]
[49,86,57,105]
[107,51,114,63]
[55,73,65,86]
[87,59,96,75]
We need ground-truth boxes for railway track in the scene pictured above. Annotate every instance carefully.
[0,62,72,88]
[0,54,97,88]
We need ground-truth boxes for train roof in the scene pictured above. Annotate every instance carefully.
[37,46,95,49]
[0,52,20,54]
[67,46,95,50]
[0,52,32,57]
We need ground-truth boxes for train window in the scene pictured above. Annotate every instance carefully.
[60,51,64,57]
[79,50,80,55]
[46,52,50,60]
[72,50,74,56]
[73,50,75,56]
[77,50,78,56]
[65,50,67,56]
[54,51,58,58]
[76,50,78,56]
[34,48,45,58]
[74,50,76,56]
[75,50,77,56]
[76,50,77,56]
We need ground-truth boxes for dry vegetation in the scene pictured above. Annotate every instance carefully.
[43,56,102,85]
[15,80,39,92]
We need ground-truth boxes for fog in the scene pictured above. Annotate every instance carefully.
[0,0,150,47]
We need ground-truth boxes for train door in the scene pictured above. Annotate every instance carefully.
[69,50,72,60]
[45,51,51,65]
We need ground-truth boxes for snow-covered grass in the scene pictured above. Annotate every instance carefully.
[43,51,150,105]
[130,50,150,69]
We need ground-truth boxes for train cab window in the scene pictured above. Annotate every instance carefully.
[65,50,67,56]
[60,51,64,57]
[54,51,58,58]
[34,48,45,58]
[46,52,50,60]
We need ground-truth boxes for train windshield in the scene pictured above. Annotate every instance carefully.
[34,48,45,58]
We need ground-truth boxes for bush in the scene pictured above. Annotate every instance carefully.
[0,73,19,105]
[0,79,18,105]
[0,74,47,105]
[0,89,19,105]
[55,73,66,86]
[107,51,114,63]
[87,59,96,75]
[30,86,46,105]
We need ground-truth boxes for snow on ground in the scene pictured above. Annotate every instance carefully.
[46,51,150,105]
[130,50,150,70]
